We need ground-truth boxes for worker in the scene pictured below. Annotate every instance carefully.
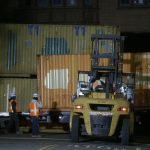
[29,93,42,137]
[8,93,20,134]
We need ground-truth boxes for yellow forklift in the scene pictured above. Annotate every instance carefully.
[69,34,135,145]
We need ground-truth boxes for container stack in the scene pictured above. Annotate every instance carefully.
[0,24,119,111]
[1,24,149,111]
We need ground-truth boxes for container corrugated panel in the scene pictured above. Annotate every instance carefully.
[37,55,91,111]
[0,78,37,112]
[0,24,119,75]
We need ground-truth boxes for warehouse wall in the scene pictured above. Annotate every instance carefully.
[0,0,149,33]
[98,0,150,32]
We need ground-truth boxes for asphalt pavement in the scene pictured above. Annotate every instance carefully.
[0,131,150,150]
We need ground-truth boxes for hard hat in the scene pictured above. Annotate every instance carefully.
[33,93,38,98]
[10,93,16,98]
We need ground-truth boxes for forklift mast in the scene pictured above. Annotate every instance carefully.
[77,34,135,102]
[90,34,125,98]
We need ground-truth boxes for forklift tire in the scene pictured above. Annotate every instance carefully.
[121,118,130,146]
[71,115,80,142]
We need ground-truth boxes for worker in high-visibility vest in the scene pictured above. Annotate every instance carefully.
[8,93,20,134]
[29,93,42,137]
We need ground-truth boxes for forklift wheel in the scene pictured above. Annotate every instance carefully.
[121,118,130,145]
[71,115,80,142]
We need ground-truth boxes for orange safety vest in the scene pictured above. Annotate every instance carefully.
[8,100,18,113]
[29,101,40,117]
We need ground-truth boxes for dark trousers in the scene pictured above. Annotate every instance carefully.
[31,116,39,135]
[9,113,19,132]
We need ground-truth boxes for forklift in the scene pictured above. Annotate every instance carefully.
[69,34,135,145]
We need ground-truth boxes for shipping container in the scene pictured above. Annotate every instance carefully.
[37,53,150,111]
[0,24,119,75]
[0,78,37,112]
[37,55,91,111]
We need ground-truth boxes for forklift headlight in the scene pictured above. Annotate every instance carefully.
[117,107,128,112]
[75,105,83,109]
